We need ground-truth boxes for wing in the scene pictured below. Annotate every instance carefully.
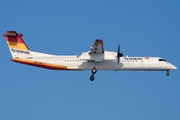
[89,39,104,54]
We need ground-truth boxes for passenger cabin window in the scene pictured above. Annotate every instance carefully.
[159,59,166,62]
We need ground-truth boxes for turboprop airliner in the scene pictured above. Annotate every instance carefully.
[3,31,177,81]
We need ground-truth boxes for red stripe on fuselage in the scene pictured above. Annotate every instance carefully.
[11,58,67,70]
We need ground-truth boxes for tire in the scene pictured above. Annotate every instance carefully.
[90,76,95,81]
[166,72,170,76]
[92,68,97,73]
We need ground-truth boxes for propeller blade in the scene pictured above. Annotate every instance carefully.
[118,44,120,53]
[117,44,120,65]
[117,44,123,65]
[118,56,119,65]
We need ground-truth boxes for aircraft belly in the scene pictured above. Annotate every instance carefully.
[71,62,142,70]
[63,61,163,71]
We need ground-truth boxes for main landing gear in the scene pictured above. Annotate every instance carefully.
[166,70,170,76]
[90,67,97,81]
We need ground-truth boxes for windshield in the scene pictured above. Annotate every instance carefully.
[159,59,167,62]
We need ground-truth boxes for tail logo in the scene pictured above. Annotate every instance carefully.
[11,48,30,54]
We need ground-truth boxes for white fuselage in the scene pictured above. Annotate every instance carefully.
[22,50,176,71]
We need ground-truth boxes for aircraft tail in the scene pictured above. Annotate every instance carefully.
[3,31,31,58]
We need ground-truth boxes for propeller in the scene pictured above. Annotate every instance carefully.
[117,44,123,65]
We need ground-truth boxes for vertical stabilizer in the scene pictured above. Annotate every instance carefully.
[3,31,30,58]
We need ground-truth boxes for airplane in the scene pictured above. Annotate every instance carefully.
[3,31,177,81]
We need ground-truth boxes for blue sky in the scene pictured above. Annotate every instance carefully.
[0,0,179,120]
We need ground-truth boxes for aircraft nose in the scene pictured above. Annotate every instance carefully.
[171,64,177,70]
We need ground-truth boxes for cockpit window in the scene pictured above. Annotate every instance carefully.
[159,59,167,62]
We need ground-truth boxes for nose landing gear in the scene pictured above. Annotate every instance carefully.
[166,70,170,76]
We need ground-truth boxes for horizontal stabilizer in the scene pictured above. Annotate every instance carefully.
[3,31,23,37]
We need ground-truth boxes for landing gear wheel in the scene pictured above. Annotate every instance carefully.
[92,68,97,73]
[90,75,95,81]
[166,70,170,76]
[90,66,97,81]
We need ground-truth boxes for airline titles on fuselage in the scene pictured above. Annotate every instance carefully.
[124,58,143,60]
[11,48,30,54]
